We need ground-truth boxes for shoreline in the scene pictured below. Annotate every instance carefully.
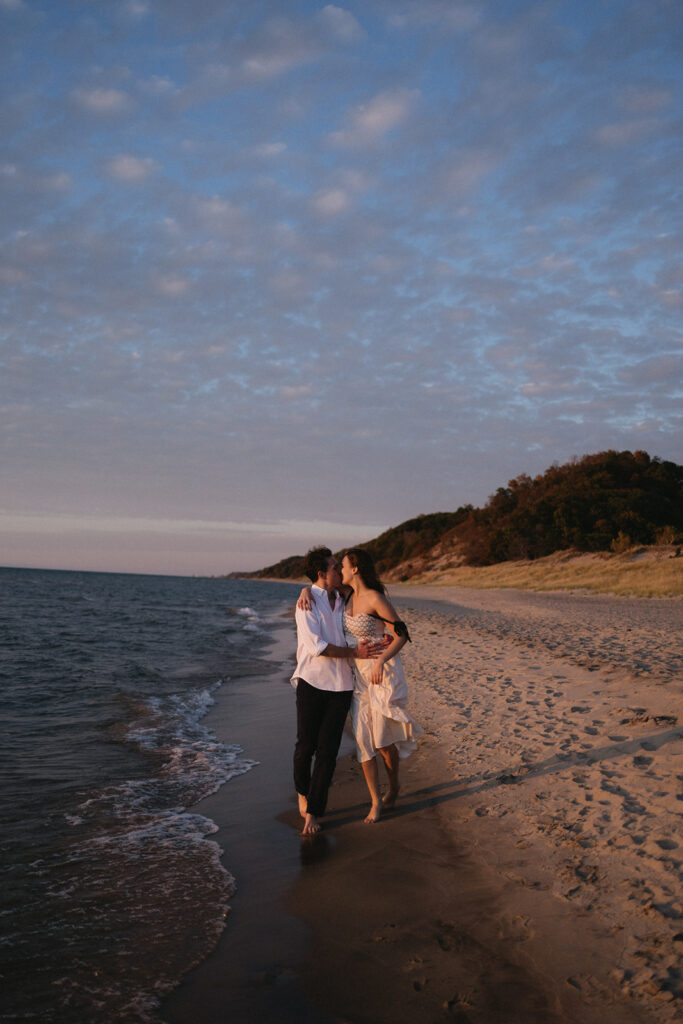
[244,543,682,599]
[162,588,681,1023]
[161,614,329,1022]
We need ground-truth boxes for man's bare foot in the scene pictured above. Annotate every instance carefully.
[382,787,399,810]
[301,813,321,835]
[298,793,308,820]
[364,801,382,824]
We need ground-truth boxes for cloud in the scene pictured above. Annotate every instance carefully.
[172,5,364,107]
[42,171,71,191]
[138,74,177,97]
[239,6,363,82]
[194,195,246,236]
[71,87,131,114]
[279,384,314,400]
[311,187,351,217]
[620,85,673,114]
[657,289,682,309]
[595,119,659,147]
[252,141,287,158]
[155,274,190,297]
[437,147,500,197]
[124,0,150,18]
[1,163,71,194]
[381,0,480,33]
[0,264,28,285]
[329,88,419,147]
[617,353,683,387]
[316,5,365,43]
[105,154,158,182]
[1,0,681,575]
[0,510,383,539]
[242,22,316,80]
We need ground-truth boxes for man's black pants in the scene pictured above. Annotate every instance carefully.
[293,678,353,819]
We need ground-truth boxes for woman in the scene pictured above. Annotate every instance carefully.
[299,548,422,823]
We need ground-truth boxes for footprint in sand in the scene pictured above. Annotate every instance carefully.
[498,914,535,943]
[444,990,476,1014]
[654,713,678,726]
[565,974,609,1003]
[435,923,475,954]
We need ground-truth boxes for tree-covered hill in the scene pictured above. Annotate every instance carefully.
[457,449,682,565]
[236,451,682,580]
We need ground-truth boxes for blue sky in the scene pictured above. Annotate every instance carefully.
[1,0,681,575]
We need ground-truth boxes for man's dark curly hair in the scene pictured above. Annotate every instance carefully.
[303,545,333,583]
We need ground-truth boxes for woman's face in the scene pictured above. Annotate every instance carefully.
[340,555,355,586]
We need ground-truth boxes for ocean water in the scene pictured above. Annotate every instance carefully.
[0,567,299,1023]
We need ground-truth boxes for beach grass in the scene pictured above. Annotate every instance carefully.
[403,546,683,598]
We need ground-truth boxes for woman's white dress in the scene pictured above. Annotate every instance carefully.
[343,610,422,764]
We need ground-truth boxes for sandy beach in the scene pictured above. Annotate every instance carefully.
[163,586,682,1024]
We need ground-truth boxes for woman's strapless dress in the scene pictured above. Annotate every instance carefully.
[343,611,422,764]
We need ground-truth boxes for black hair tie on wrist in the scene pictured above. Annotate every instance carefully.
[393,620,411,642]
[370,613,411,642]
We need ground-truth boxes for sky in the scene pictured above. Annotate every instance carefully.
[1,0,681,576]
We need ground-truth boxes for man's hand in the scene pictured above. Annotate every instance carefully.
[356,637,390,659]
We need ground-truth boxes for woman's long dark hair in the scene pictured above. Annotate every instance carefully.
[345,548,386,594]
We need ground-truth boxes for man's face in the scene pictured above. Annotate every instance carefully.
[321,555,342,590]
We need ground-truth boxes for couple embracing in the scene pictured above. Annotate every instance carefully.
[291,546,422,835]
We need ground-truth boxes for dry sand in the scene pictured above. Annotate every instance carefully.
[163,586,682,1024]
[390,587,682,1017]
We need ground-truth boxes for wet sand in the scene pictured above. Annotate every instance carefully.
[162,587,682,1023]
[161,622,324,1022]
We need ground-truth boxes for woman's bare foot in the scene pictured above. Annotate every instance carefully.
[302,812,321,835]
[364,801,382,824]
[298,793,308,820]
[382,786,400,810]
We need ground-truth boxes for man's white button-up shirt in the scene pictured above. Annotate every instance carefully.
[291,585,354,692]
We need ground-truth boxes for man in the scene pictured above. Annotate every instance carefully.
[292,546,383,835]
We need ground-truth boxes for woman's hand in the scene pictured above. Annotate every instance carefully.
[368,633,394,683]
[297,587,313,611]
[370,658,386,685]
